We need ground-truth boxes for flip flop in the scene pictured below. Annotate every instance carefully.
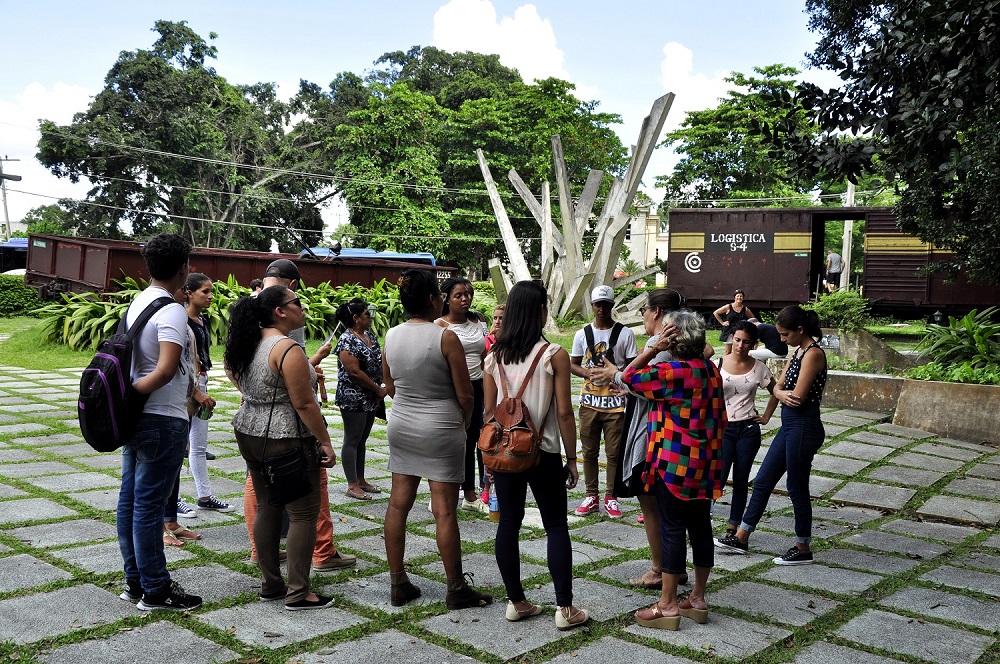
[163,530,185,547]
[167,526,202,541]
[345,488,372,500]
[628,569,663,589]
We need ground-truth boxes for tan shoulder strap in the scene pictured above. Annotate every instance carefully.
[496,343,550,401]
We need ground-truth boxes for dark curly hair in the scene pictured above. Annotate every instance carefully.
[337,297,369,330]
[224,285,291,385]
[398,269,441,318]
[141,234,192,280]
[492,280,547,365]
[439,277,473,317]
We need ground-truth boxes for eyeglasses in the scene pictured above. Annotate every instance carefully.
[281,297,301,309]
[639,306,648,314]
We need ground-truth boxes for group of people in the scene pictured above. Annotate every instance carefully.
[114,233,828,633]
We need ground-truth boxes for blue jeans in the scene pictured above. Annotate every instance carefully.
[117,414,189,594]
[739,404,824,543]
[493,451,573,606]
[720,420,762,528]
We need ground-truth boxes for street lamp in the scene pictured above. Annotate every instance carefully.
[0,157,22,242]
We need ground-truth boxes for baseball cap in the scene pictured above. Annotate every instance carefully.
[265,259,300,281]
[590,285,615,303]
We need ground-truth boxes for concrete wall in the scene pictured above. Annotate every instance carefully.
[894,380,999,444]
[822,371,902,414]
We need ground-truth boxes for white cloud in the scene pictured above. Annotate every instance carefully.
[432,0,573,85]
[0,82,94,224]
[659,42,732,134]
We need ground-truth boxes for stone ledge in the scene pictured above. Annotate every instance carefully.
[894,379,1000,445]
[822,371,901,415]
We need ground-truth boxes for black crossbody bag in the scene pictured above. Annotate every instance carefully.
[260,344,314,506]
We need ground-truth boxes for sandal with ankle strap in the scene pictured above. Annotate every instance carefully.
[555,605,589,631]
[628,567,662,589]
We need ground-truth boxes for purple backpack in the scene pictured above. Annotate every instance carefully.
[78,297,173,452]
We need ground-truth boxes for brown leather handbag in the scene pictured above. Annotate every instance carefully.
[478,344,548,473]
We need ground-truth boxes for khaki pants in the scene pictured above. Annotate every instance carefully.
[578,407,624,497]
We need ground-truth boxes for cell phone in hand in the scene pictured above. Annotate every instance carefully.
[323,332,336,346]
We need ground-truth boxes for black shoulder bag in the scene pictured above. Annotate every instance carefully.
[260,343,314,506]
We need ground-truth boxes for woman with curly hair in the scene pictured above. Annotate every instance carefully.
[333,298,386,500]
[225,285,338,611]
[382,269,492,609]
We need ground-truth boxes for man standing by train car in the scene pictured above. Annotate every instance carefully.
[570,285,637,518]
[826,249,843,293]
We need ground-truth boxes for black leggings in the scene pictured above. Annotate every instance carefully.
[462,379,485,494]
[493,451,573,606]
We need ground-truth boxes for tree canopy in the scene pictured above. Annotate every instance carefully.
[762,0,1000,283]
[37,20,323,250]
[35,25,628,271]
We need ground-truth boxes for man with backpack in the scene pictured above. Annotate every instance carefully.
[570,285,637,518]
[116,233,203,611]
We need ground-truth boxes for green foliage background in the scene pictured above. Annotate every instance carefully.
[36,277,498,351]
[0,276,44,317]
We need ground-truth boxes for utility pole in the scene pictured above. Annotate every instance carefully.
[840,181,855,290]
[0,156,23,242]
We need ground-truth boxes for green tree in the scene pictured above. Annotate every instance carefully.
[333,83,451,255]
[36,20,322,249]
[20,204,73,236]
[764,0,1000,283]
[656,65,825,208]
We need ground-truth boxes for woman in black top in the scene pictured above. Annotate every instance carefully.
[716,305,827,566]
[713,289,755,356]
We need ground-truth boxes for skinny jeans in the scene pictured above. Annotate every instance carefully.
[340,410,376,484]
[720,419,762,528]
[739,403,824,543]
[493,451,573,606]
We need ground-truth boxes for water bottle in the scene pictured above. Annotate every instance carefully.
[488,485,500,522]
[197,403,214,420]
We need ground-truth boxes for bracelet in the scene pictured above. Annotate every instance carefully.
[565,457,577,462]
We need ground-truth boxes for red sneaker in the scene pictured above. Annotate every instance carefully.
[637,513,645,524]
[604,496,623,519]
[574,495,599,516]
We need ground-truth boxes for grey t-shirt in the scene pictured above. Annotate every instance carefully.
[827,252,843,272]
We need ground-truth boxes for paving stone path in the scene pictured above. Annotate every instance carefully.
[0,363,997,663]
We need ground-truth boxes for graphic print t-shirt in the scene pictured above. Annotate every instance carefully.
[571,323,637,413]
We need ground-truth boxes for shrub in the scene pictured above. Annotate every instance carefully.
[0,275,43,317]
[915,307,1000,368]
[907,361,1000,385]
[37,277,414,350]
[804,289,870,331]
[471,280,496,300]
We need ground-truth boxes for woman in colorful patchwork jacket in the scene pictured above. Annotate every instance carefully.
[622,310,726,631]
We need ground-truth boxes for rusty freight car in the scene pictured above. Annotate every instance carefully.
[25,235,452,299]
[665,207,1000,314]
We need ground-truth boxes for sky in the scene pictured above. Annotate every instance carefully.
[0,0,842,228]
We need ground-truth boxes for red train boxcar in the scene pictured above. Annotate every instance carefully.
[666,207,1000,314]
[25,235,452,299]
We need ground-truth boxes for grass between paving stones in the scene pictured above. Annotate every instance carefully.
[3,360,998,662]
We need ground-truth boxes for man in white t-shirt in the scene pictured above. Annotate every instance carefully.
[570,285,637,518]
[117,234,203,611]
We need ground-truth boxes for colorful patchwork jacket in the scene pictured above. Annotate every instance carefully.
[622,357,726,500]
